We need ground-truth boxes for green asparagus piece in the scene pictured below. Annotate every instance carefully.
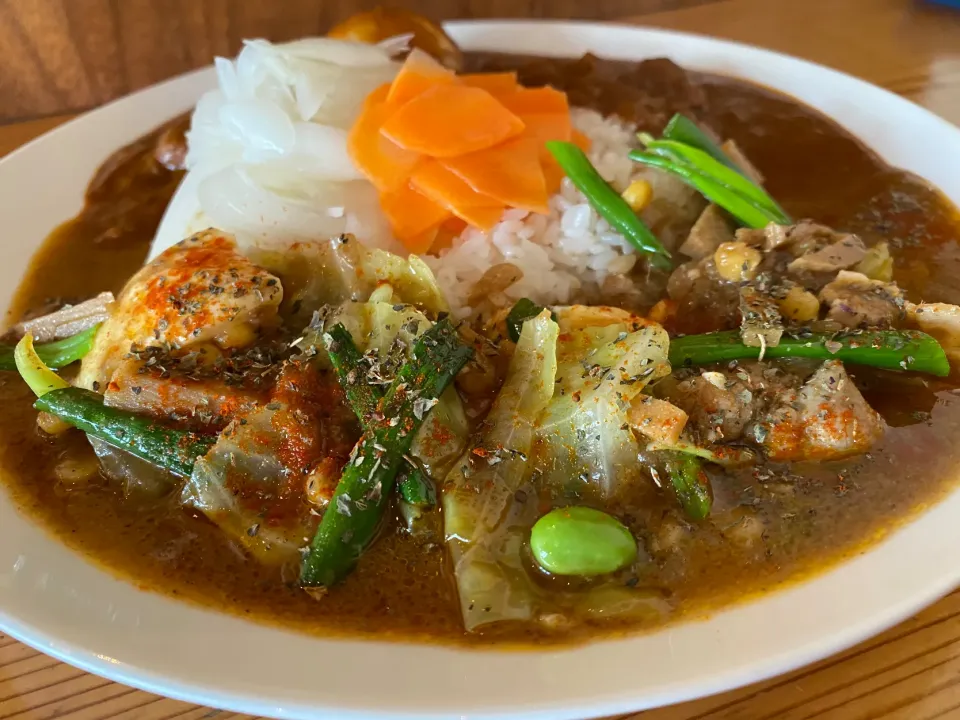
[661,114,741,173]
[301,319,473,589]
[628,151,781,229]
[668,329,950,377]
[662,451,712,520]
[322,323,437,509]
[643,138,790,221]
[1,325,100,371]
[34,387,214,477]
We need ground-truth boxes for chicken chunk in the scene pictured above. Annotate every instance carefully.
[755,360,883,461]
[819,270,905,328]
[907,301,960,364]
[103,356,265,429]
[78,229,282,390]
[629,396,688,445]
[659,362,807,444]
[678,204,735,260]
[788,234,866,274]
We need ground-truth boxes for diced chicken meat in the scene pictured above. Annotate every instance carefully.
[678,204,735,260]
[754,360,883,461]
[15,292,114,342]
[907,301,960,363]
[736,221,861,261]
[628,395,688,445]
[103,356,264,429]
[819,270,905,328]
[658,362,806,445]
[788,234,866,274]
[78,229,283,390]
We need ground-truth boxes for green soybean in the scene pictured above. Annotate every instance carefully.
[530,506,637,576]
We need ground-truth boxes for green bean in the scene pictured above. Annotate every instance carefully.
[1,325,100,371]
[300,319,472,590]
[662,451,712,520]
[529,506,637,576]
[322,323,437,509]
[628,151,779,229]
[645,139,790,222]
[34,387,214,477]
[545,141,671,269]
[668,329,950,377]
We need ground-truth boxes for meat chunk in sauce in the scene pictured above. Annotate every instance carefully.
[103,355,265,429]
[754,360,883,461]
[78,229,282,390]
[819,270,905,328]
[657,362,805,444]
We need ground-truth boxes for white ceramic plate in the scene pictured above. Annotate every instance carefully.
[2,21,960,720]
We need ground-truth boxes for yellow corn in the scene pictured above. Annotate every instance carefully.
[714,242,762,282]
[621,179,652,213]
[777,286,820,323]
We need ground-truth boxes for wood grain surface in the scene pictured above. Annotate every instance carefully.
[1,0,960,718]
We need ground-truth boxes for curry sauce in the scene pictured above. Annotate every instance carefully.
[2,55,960,646]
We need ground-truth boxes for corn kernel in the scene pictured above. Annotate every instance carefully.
[621,179,652,213]
[778,286,820,323]
[714,242,762,282]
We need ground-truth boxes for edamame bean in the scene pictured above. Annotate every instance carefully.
[530,506,637,576]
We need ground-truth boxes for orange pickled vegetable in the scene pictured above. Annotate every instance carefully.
[443,137,549,215]
[402,225,442,254]
[348,85,420,192]
[540,148,566,195]
[386,48,456,106]
[498,86,569,116]
[380,182,451,249]
[381,84,526,157]
[572,129,591,152]
[460,72,520,96]
[412,161,504,231]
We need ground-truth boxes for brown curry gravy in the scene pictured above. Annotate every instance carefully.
[2,54,960,646]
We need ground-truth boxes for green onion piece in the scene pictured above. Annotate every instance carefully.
[506,298,555,343]
[399,471,437,507]
[668,329,950,377]
[301,319,473,590]
[662,451,712,520]
[323,323,437,509]
[629,151,780,229]
[34,387,214,477]
[2,324,100,372]
[662,114,741,173]
[14,334,71,397]
[545,141,671,269]
[644,139,790,222]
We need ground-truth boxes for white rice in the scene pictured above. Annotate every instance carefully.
[426,108,700,317]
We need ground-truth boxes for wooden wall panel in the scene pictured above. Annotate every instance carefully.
[0,0,716,122]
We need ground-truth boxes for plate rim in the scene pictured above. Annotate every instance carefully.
[3,18,960,720]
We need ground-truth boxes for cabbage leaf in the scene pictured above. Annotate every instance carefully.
[443,310,558,630]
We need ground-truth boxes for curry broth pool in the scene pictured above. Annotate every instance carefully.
[2,50,960,646]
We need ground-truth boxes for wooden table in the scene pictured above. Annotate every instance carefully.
[1,0,960,718]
